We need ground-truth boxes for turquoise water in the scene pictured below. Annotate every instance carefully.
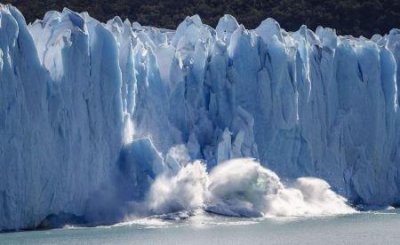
[1,210,400,245]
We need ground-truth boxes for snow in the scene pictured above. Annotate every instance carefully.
[0,4,399,230]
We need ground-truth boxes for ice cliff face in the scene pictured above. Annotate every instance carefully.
[0,5,400,230]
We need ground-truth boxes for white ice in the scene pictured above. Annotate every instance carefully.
[0,4,398,230]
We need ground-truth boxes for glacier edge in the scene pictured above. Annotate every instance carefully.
[0,4,400,230]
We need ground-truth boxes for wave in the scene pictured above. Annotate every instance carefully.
[143,158,356,218]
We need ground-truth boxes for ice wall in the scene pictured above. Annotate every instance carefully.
[1,5,400,230]
[0,6,124,230]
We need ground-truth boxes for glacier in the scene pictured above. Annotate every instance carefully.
[0,4,400,230]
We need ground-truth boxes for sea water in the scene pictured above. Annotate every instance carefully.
[1,209,400,245]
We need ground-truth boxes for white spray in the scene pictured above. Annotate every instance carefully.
[144,158,355,218]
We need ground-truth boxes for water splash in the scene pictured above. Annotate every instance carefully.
[144,158,355,218]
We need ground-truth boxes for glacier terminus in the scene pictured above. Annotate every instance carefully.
[1,4,400,231]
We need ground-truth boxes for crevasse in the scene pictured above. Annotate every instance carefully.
[0,5,399,230]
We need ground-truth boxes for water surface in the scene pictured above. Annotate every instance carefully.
[2,210,400,245]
